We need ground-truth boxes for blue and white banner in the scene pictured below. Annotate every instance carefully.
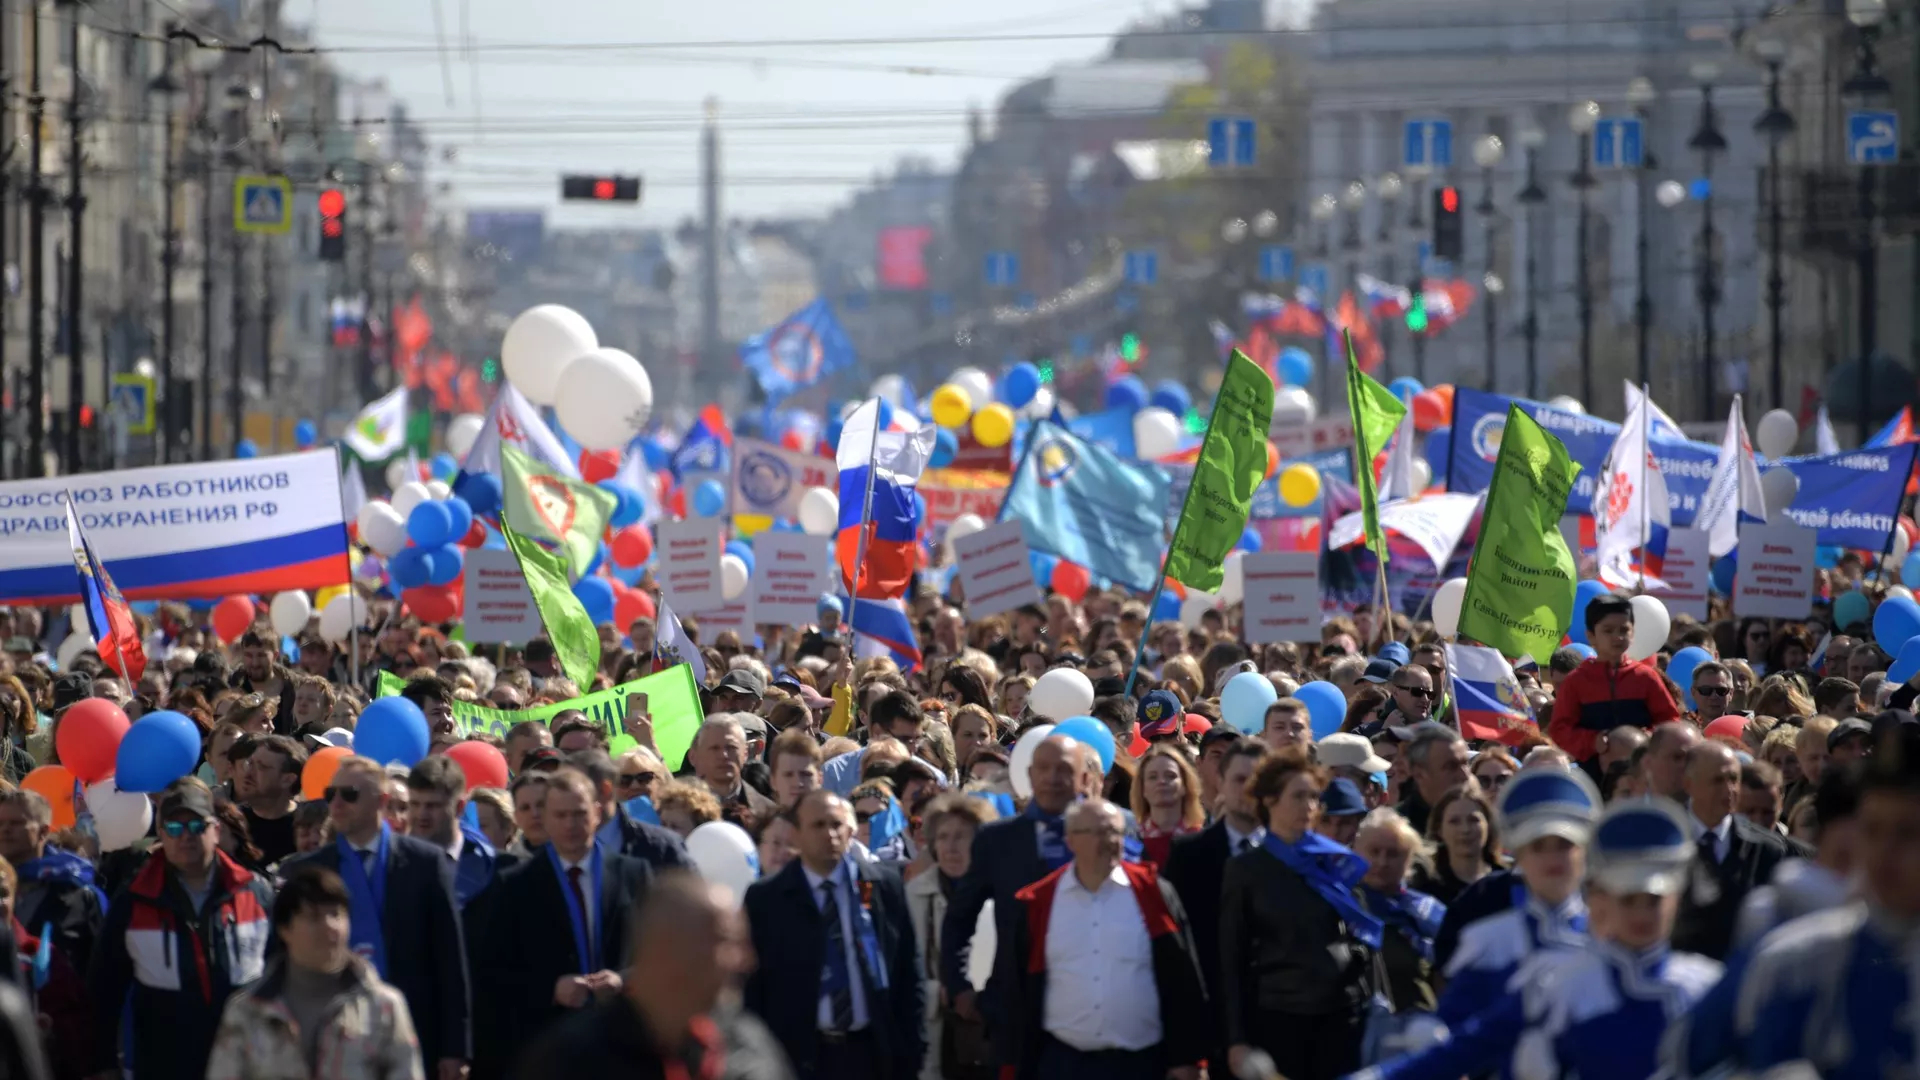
[728,437,834,522]
[1447,388,1915,551]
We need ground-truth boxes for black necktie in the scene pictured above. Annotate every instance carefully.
[1237,836,1254,854]
[820,881,855,1034]
[360,848,376,875]
[1697,833,1719,867]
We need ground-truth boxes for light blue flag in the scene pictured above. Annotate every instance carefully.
[1001,421,1171,593]
[740,299,856,401]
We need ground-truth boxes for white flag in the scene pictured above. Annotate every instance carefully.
[342,387,408,461]
[1695,395,1768,558]
[1624,381,1686,442]
[652,599,708,686]
[459,383,579,481]
[1593,390,1671,589]
[836,398,937,481]
[339,459,367,523]
[1815,404,1842,456]
[1380,408,1419,501]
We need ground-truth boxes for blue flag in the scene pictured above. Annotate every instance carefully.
[1001,421,1171,592]
[740,299,856,401]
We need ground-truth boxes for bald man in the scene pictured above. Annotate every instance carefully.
[1672,742,1793,960]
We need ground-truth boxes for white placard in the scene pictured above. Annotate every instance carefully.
[1732,521,1816,620]
[951,520,1042,618]
[750,533,833,626]
[460,548,544,644]
[657,519,724,613]
[1241,551,1322,643]
[1648,526,1710,620]
[693,600,754,639]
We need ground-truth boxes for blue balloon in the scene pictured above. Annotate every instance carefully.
[1709,555,1737,596]
[454,472,502,518]
[1567,580,1613,645]
[1834,589,1871,632]
[640,438,671,471]
[1221,671,1280,734]
[1388,376,1424,404]
[355,697,430,767]
[1565,642,1596,660]
[692,479,727,518]
[1149,380,1192,416]
[1029,550,1059,585]
[1295,680,1347,740]
[573,576,616,625]
[430,452,459,481]
[826,418,846,452]
[914,491,928,526]
[388,547,430,589]
[875,398,895,430]
[1890,636,1920,684]
[602,483,645,528]
[443,497,474,542]
[1278,347,1314,388]
[1153,588,1182,623]
[1876,594,1920,650]
[406,501,455,547]
[1052,715,1117,773]
[1105,375,1148,414]
[115,711,202,792]
[725,540,756,577]
[1816,544,1844,569]
[293,420,318,448]
[930,428,958,469]
[1238,526,1262,553]
[582,541,608,580]
[1002,362,1041,407]
[235,439,259,459]
[1423,426,1452,481]
[1666,646,1714,710]
[422,543,463,587]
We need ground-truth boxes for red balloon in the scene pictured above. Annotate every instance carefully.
[615,587,656,628]
[54,698,129,784]
[444,740,509,791]
[1411,389,1449,432]
[460,519,488,548]
[579,449,621,484]
[402,584,460,624]
[345,521,360,544]
[1050,560,1092,602]
[780,430,808,452]
[1703,714,1748,745]
[611,525,654,568]
[211,596,256,643]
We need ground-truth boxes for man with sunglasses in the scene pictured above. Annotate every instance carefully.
[86,778,274,1080]
[1384,664,1436,728]
[1689,662,1739,728]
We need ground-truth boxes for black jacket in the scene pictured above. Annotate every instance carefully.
[1162,821,1235,1060]
[611,804,697,872]
[743,858,924,1080]
[939,813,1047,1007]
[285,832,471,1064]
[1218,846,1378,1038]
[514,1000,794,1080]
[14,846,106,976]
[471,844,654,1076]
[1430,868,1520,973]
[1673,814,1793,961]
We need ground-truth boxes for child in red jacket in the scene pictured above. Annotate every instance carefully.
[1548,593,1682,765]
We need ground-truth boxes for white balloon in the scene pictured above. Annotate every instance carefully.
[1412,458,1433,491]
[1029,668,1094,721]
[720,554,749,601]
[56,632,93,670]
[947,513,987,543]
[1890,585,1916,602]
[391,481,432,520]
[797,487,840,537]
[318,592,368,643]
[445,413,485,459]
[385,458,416,490]
[1626,594,1671,662]
[685,821,757,906]
[1895,527,1913,568]
[1025,386,1056,419]
[84,779,153,853]
[68,603,87,631]
[1755,409,1800,460]
[1008,724,1057,799]
[840,400,865,421]
[555,347,654,451]
[360,503,409,557]
[1133,406,1182,461]
[356,499,394,537]
[1761,467,1799,516]
[950,367,994,411]
[871,373,912,408]
[1432,577,1468,639]
[1272,385,1317,427]
[269,591,313,638]
[1217,551,1246,606]
[1179,589,1219,628]
[1546,395,1586,415]
[501,304,597,406]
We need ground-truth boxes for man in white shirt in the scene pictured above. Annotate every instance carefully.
[1673,740,1792,959]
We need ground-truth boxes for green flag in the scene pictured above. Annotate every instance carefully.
[500,444,618,580]
[1344,331,1408,564]
[1165,350,1275,592]
[500,520,602,692]
[1457,405,1582,660]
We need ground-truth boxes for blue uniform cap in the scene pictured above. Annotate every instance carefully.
[1587,797,1695,896]
[1496,766,1601,848]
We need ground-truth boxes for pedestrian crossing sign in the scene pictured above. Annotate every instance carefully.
[233,174,293,234]
[110,373,155,435]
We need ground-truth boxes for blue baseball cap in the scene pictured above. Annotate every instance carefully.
[1496,767,1601,848]
[1587,798,1694,895]
[1320,777,1368,817]
[1376,642,1411,666]
[1137,690,1186,738]
[817,595,843,620]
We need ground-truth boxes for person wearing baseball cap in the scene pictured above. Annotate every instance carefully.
[1316,732,1392,808]
[1136,690,1186,742]
[1316,776,1369,846]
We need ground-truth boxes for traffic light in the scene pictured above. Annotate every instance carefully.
[560,175,642,203]
[1432,184,1463,261]
[480,356,500,383]
[1120,333,1141,363]
[1037,359,1054,384]
[318,188,346,261]
[1406,288,1429,334]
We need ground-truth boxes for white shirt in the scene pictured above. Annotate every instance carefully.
[558,854,595,945]
[802,861,871,1031]
[1042,864,1162,1052]
[1693,813,1733,864]
[443,831,464,866]
[1223,820,1266,856]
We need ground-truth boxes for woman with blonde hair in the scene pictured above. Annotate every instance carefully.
[905,793,999,1080]
[1131,743,1204,868]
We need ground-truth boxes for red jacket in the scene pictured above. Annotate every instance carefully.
[1548,656,1681,762]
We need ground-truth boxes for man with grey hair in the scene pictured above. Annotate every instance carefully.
[688,715,774,825]
[1398,723,1469,834]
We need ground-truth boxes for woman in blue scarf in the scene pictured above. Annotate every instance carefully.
[1354,807,1446,1012]
[1219,746,1384,1080]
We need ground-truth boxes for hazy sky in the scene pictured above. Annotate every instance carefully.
[300,0,1160,227]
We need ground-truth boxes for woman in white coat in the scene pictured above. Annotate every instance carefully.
[905,792,999,1080]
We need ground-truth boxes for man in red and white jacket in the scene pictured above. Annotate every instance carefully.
[997,798,1207,1080]
[1548,593,1682,770]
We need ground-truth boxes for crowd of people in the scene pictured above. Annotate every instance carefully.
[0,572,1912,1080]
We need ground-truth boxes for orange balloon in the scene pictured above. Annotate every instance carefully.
[22,766,77,829]
[302,746,351,801]
[1265,440,1281,480]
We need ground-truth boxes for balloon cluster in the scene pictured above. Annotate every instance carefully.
[931,366,1016,450]
[357,479,481,624]
[501,305,655,451]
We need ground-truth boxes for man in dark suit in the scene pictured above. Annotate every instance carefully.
[1674,741,1793,959]
[743,790,923,1080]
[285,754,470,1080]
[565,748,694,871]
[471,765,654,1078]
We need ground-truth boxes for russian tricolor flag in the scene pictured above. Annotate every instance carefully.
[1445,643,1536,748]
[835,398,937,601]
[65,497,146,682]
[847,595,922,670]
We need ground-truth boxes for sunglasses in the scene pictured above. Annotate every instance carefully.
[616,771,656,789]
[323,786,365,803]
[161,819,210,838]
[1393,684,1434,699]
[1694,685,1731,698]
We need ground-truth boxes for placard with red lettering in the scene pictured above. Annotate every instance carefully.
[461,548,543,643]
[1648,526,1710,620]
[750,532,833,626]
[1241,551,1322,643]
[694,600,754,639]
[951,520,1041,618]
[657,519,724,612]
[1732,521,1816,620]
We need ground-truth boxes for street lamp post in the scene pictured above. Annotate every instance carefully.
[1569,100,1600,410]
[1341,178,1366,318]
[1405,168,1430,384]
[1689,62,1728,420]
[1627,76,1659,391]
[1473,134,1504,390]
[1310,193,1336,259]
[1753,40,1796,414]
[1377,171,1402,377]
[1844,0,1888,443]
[147,33,184,464]
[1516,126,1547,400]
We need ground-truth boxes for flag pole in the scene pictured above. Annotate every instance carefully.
[847,398,884,678]
[993,414,1047,525]
[1638,384,1650,594]
[1124,377,1219,697]
[330,444,362,689]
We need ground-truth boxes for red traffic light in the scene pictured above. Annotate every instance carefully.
[593,178,615,200]
[561,175,642,202]
[1439,186,1459,214]
[318,189,346,217]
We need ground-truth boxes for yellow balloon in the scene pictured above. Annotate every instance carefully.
[732,513,774,537]
[971,403,1015,448]
[314,584,349,610]
[930,384,973,429]
[1279,463,1322,508]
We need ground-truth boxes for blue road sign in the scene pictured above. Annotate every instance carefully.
[1208,116,1257,168]
[1593,117,1644,168]
[1114,290,1139,314]
[1848,110,1899,165]
[1300,263,1330,299]
[983,251,1020,286]
[232,174,293,235]
[929,292,953,316]
[1403,118,1453,169]
[1123,250,1158,285]
[1258,245,1294,283]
